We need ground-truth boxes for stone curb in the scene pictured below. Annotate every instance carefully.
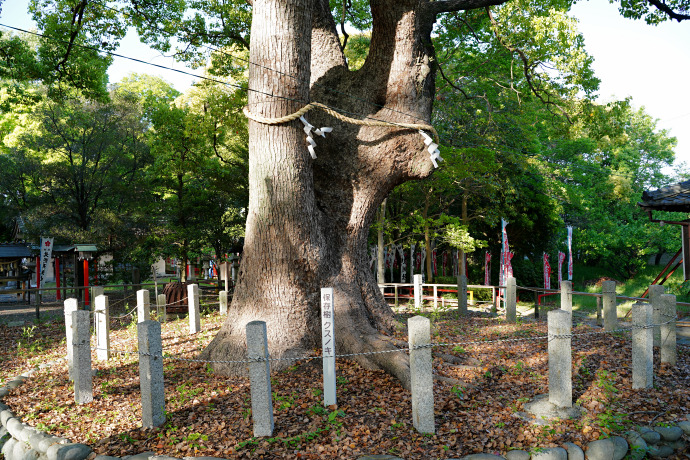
[1,364,688,460]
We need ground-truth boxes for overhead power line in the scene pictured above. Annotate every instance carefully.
[0,22,434,135]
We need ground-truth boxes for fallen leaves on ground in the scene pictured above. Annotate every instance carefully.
[1,305,689,459]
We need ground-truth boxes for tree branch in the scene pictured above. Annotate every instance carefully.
[645,0,690,21]
[425,0,509,16]
[485,7,572,123]
[55,0,88,72]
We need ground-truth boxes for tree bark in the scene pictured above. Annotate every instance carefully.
[201,0,501,388]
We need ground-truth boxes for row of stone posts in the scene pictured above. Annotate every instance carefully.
[64,281,678,438]
[64,284,224,428]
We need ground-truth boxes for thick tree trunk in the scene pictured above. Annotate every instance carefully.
[202,0,438,389]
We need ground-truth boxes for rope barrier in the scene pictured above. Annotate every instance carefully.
[97,316,682,366]
[243,102,442,166]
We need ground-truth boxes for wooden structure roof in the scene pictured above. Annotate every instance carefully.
[638,179,690,213]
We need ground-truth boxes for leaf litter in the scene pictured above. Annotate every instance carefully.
[1,307,689,459]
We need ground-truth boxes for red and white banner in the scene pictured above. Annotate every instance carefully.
[485,251,491,286]
[558,251,566,287]
[543,253,551,289]
[442,251,448,277]
[500,219,512,286]
[567,226,573,280]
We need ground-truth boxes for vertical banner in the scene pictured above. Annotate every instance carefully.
[320,287,336,406]
[40,237,54,283]
[558,251,566,288]
[453,250,459,277]
[442,252,448,277]
[506,252,514,278]
[432,249,437,276]
[500,219,510,287]
[567,226,573,281]
[398,245,406,283]
[421,248,427,283]
[543,253,551,290]
[410,244,415,277]
[485,251,491,286]
[387,247,395,282]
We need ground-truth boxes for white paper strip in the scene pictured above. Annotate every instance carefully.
[300,115,332,159]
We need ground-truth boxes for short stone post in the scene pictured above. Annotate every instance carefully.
[188,284,200,334]
[660,294,677,366]
[458,275,468,315]
[506,276,516,323]
[548,309,572,408]
[95,295,110,361]
[649,284,665,346]
[138,320,165,427]
[137,289,150,322]
[321,288,336,407]
[72,310,93,404]
[632,302,653,389]
[408,315,435,434]
[92,286,104,300]
[560,281,572,314]
[413,274,423,310]
[64,298,79,380]
[246,321,274,437]
[156,294,167,323]
[602,280,617,332]
[219,291,228,315]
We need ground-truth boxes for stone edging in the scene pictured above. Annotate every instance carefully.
[2,365,689,460]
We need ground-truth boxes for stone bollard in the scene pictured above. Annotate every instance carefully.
[137,289,150,322]
[413,274,423,310]
[649,284,665,347]
[408,315,435,434]
[219,291,228,315]
[602,280,617,332]
[156,294,167,323]
[632,302,653,389]
[506,277,516,323]
[660,294,677,366]
[64,298,79,381]
[548,309,572,408]
[560,281,573,314]
[138,320,165,428]
[92,286,104,301]
[246,321,274,437]
[72,310,93,404]
[188,284,200,334]
[458,275,468,315]
[95,295,110,361]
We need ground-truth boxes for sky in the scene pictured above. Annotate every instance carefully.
[1,0,689,170]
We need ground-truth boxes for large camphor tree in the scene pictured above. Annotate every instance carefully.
[5,0,688,388]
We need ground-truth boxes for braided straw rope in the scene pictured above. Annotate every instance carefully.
[243,102,439,141]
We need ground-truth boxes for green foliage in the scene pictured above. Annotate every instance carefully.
[444,223,487,253]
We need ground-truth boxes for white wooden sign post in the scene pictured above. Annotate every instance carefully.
[321,287,336,407]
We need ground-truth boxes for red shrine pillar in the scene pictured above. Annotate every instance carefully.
[84,259,90,307]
